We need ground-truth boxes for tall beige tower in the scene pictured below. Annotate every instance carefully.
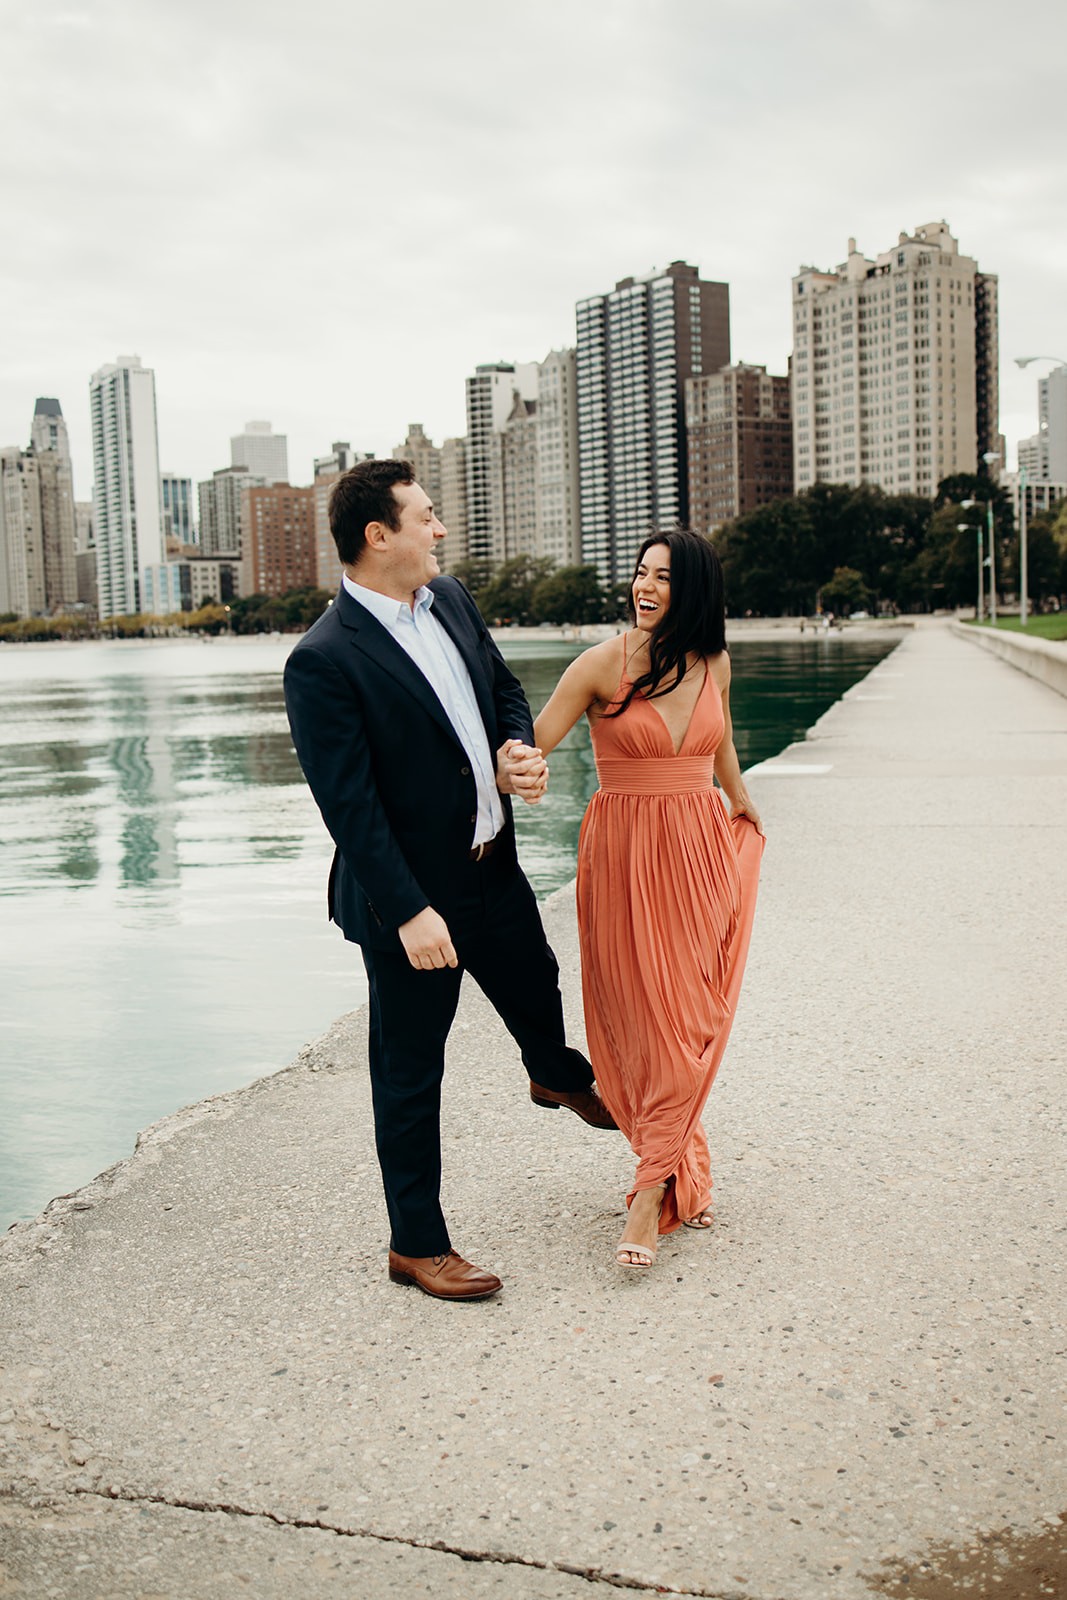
[393,424,442,510]
[790,223,999,497]
[0,398,78,617]
[438,437,468,572]
[535,348,581,567]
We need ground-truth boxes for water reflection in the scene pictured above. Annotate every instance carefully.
[0,631,898,1230]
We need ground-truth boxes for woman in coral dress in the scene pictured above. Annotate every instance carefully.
[533,530,764,1270]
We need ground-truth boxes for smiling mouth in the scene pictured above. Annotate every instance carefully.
[637,599,658,613]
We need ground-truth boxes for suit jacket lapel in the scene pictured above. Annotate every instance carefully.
[334,586,463,749]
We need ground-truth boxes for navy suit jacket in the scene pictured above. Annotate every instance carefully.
[283,576,535,952]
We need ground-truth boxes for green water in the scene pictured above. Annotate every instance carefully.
[0,631,899,1229]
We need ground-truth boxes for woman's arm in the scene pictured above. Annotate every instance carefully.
[712,667,763,834]
[533,640,618,756]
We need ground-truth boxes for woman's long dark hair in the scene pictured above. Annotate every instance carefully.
[606,528,727,718]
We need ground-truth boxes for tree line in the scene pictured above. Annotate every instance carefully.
[456,475,1067,624]
[0,588,335,643]
[717,476,1067,617]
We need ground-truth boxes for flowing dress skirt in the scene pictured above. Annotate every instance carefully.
[576,672,763,1234]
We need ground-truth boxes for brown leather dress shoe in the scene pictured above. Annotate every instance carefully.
[387,1248,502,1300]
[528,1081,618,1130]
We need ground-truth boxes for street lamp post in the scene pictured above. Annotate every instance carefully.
[958,521,983,621]
[1014,358,1067,627]
[982,451,1000,626]
[1018,467,1028,629]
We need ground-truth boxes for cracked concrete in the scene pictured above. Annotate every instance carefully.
[1,619,1066,1599]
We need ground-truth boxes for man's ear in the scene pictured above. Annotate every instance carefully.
[363,520,391,553]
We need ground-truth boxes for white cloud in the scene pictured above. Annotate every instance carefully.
[1,0,1064,493]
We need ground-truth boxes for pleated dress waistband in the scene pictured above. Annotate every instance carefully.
[594,756,715,795]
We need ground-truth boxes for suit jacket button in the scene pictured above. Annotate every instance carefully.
[461,764,471,776]
[470,815,476,824]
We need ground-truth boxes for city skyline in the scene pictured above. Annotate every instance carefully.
[2,0,1064,503]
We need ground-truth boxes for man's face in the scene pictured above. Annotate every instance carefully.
[383,482,447,594]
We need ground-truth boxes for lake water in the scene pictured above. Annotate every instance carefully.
[0,630,898,1230]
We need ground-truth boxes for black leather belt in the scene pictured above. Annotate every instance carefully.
[469,835,499,862]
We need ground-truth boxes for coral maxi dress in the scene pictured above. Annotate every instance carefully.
[576,661,764,1235]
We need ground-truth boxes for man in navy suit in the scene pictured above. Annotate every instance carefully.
[284,458,615,1301]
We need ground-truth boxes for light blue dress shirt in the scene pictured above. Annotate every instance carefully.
[342,574,505,847]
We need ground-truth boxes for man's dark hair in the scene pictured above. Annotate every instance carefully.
[328,459,416,567]
[607,528,727,719]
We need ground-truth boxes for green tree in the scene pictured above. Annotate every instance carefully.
[475,556,555,624]
[449,557,493,600]
[935,473,1013,605]
[529,565,605,624]
[916,505,978,610]
[819,567,870,616]
[1008,508,1066,608]
[281,587,332,629]
[872,493,935,612]
[717,496,822,615]
[606,578,633,622]
[183,602,230,634]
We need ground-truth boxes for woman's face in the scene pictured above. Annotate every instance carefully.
[632,543,672,633]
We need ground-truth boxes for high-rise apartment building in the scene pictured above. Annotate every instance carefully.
[230,420,288,484]
[0,449,46,616]
[535,349,581,567]
[74,501,97,611]
[465,363,539,563]
[393,425,442,509]
[37,448,78,609]
[31,398,71,465]
[686,364,793,534]
[240,483,316,596]
[502,395,540,559]
[161,473,195,549]
[310,443,372,593]
[315,442,365,479]
[89,355,165,617]
[0,400,77,617]
[459,353,580,570]
[0,439,77,618]
[198,466,267,558]
[439,436,468,572]
[312,473,344,594]
[1017,365,1067,482]
[790,223,999,497]
[575,261,730,584]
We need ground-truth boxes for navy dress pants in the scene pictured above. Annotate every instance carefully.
[360,850,593,1259]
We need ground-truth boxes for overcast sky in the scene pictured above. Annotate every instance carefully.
[3,0,1065,503]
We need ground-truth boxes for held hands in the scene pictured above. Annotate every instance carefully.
[496,738,548,806]
[398,906,458,970]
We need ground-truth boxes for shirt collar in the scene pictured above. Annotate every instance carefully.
[342,572,435,626]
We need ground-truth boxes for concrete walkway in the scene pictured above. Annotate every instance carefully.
[2,621,1065,1599]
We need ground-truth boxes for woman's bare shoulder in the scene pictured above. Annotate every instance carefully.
[707,648,732,691]
[572,631,627,687]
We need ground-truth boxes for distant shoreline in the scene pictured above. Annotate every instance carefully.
[0,614,920,655]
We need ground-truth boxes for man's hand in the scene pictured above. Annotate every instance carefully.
[398,906,458,970]
[496,738,548,805]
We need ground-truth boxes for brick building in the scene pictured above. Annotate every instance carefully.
[240,483,317,597]
[686,363,793,533]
